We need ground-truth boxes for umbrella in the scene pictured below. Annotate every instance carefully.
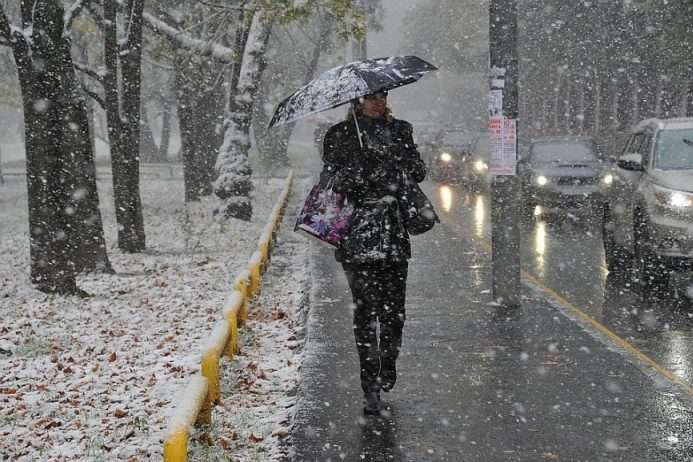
[268,55,437,129]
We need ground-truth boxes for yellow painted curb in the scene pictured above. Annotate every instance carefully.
[162,375,209,462]
[248,250,262,297]
[223,291,244,356]
[162,171,294,461]
[200,321,229,405]
[234,270,250,325]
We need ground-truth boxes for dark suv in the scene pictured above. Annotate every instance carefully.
[600,118,693,294]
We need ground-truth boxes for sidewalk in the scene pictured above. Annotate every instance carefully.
[289,192,693,462]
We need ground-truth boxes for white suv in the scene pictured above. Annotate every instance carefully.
[601,118,693,295]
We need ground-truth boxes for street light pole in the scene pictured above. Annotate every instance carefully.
[489,0,521,308]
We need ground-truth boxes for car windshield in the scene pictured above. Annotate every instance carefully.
[654,129,693,170]
[530,142,597,163]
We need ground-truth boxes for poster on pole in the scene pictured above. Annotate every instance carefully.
[488,89,503,117]
[489,116,517,175]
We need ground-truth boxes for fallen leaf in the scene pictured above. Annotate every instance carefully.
[108,352,117,363]
[114,409,128,418]
[271,309,287,320]
[248,433,264,443]
[44,420,62,430]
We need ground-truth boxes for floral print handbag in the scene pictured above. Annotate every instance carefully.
[295,178,354,247]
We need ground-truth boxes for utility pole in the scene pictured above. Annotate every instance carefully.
[489,0,521,308]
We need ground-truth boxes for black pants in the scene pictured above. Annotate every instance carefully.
[343,261,408,393]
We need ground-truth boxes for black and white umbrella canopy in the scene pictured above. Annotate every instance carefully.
[268,55,438,128]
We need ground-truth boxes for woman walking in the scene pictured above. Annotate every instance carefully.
[320,90,427,415]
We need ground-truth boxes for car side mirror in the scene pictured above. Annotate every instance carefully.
[617,153,644,171]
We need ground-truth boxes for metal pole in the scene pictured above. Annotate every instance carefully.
[490,0,521,308]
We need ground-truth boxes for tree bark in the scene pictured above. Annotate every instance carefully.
[214,11,272,221]
[159,88,173,160]
[140,104,163,163]
[1,1,111,294]
[103,0,146,253]
[175,55,225,202]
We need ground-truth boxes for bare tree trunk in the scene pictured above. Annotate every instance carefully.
[1,1,111,294]
[553,73,562,130]
[679,76,689,117]
[103,0,146,253]
[564,80,572,132]
[593,76,601,134]
[175,56,225,202]
[609,76,619,130]
[159,86,173,160]
[140,104,162,163]
[578,83,586,133]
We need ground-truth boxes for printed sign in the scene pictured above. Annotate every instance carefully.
[489,116,517,176]
[489,90,503,117]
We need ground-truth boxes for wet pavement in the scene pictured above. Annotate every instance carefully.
[290,182,693,462]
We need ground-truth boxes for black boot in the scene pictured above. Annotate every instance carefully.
[363,388,381,415]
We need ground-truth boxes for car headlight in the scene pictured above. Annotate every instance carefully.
[474,160,488,172]
[535,175,548,186]
[602,173,613,186]
[653,184,693,209]
[440,152,452,163]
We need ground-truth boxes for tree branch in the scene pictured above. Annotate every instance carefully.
[73,61,105,84]
[142,11,236,63]
[82,85,106,110]
[83,2,104,23]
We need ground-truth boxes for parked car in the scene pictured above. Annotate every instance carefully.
[600,117,693,294]
[459,135,491,192]
[518,136,604,216]
[429,130,475,182]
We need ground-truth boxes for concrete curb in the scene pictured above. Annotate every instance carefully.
[163,171,294,462]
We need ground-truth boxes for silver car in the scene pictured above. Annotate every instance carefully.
[519,137,604,216]
[601,118,693,294]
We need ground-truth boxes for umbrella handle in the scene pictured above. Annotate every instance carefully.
[351,105,364,149]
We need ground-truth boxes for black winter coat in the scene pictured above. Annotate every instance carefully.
[321,114,427,263]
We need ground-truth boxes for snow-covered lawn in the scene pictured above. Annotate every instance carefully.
[0,170,310,461]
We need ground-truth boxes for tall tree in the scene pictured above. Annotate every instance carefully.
[0,0,111,294]
[103,0,147,252]
[214,8,273,220]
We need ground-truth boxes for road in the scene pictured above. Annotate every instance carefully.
[290,182,693,462]
[443,184,693,391]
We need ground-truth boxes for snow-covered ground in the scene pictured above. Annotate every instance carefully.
[0,168,311,461]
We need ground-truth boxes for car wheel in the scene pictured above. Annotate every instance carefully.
[602,205,630,273]
[632,210,669,298]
